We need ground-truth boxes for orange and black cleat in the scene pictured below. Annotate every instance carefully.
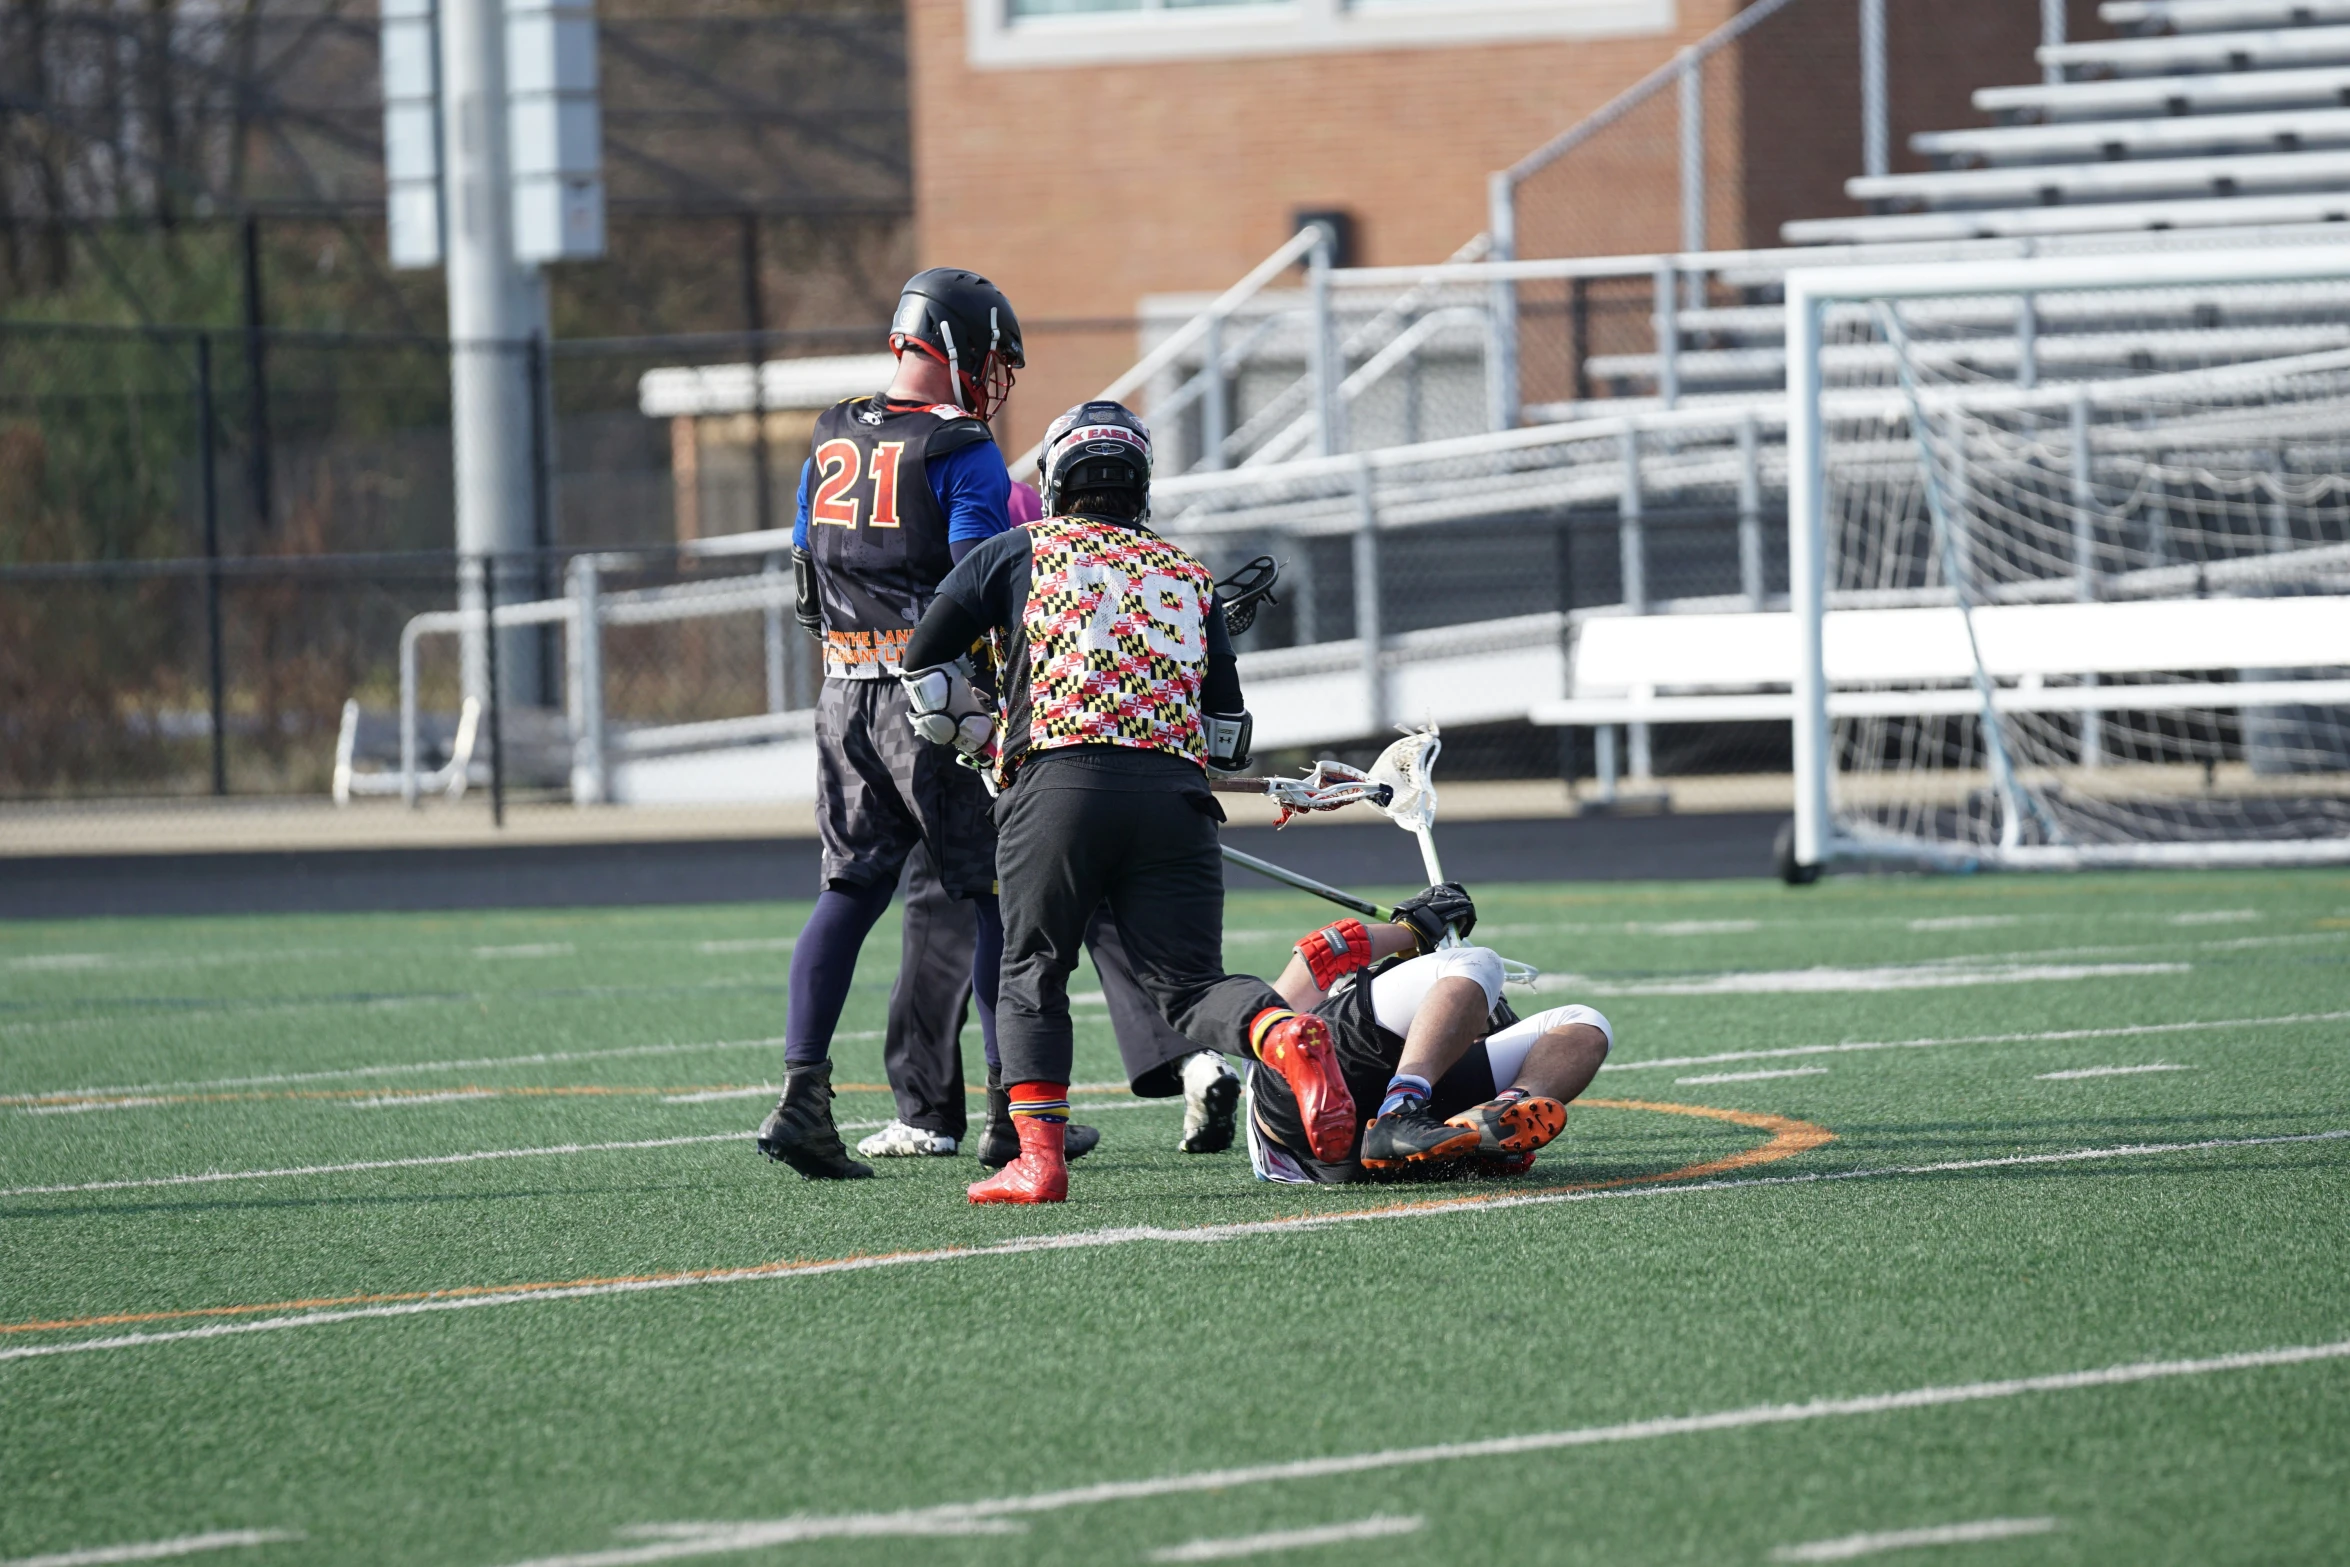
[968,1116,1068,1204]
[1250,1010,1356,1162]
[1359,1102,1483,1171]
[1446,1094,1568,1157]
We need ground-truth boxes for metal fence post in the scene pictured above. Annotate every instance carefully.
[1308,226,1342,457]
[1678,49,1706,261]
[1618,423,1651,780]
[1860,0,1888,180]
[2017,294,2040,390]
[1738,410,1765,608]
[741,214,775,537]
[241,216,274,536]
[481,551,507,825]
[197,333,228,797]
[1652,262,1680,409]
[1354,457,1382,733]
[526,330,558,704]
[1486,170,1520,432]
[2041,0,2066,83]
[567,555,607,804]
[1200,310,1228,471]
[763,552,787,713]
[2071,386,2103,767]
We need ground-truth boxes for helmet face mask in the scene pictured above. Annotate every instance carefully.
[1040,401,1153,520]
[889,268,1023,421]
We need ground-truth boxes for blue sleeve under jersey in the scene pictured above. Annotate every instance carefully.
[791,459,814,550]
[931,440,1013,546]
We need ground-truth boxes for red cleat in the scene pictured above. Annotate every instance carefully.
[1251,1010,1356,1162]
[967,1116,1068,1204]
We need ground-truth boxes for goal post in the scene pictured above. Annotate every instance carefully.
[1785,246,2350,877]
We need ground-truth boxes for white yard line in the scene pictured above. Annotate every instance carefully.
[1541,961,2188,997]
[344,1090,504,1109]
[2036,1064,2193,1081]
[1148,1516,1424,1562]
[487,1338,2350,1567]
[1772,1517,2059,1562]
[1676,1068,1829,1085]
[1,1036,817,1104]
[0,1531,302,1567]
[472,945,576,960]
[22,1098,171,1117]
[6,1129,2341,1364]
[1602,1010,2350,1076]
[2169,910,2260,926]
[1905,916,2019,932]
[0,1132,750,1199]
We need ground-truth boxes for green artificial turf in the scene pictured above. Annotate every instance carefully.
[3,869,2348,1566]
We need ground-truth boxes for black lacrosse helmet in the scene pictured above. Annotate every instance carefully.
[1039,401,1153,519]
[890,267,1024,421]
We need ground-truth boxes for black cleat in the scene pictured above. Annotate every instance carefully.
[754,1061,874,1181]
[976,1084,1099,1169]
[1358,1101,1483,1172]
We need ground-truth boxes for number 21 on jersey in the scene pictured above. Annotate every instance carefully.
[810,439,904,529]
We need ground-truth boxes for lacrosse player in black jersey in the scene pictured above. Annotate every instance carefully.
[1246,883,1614,1185]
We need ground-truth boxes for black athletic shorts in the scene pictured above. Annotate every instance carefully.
[815,677,998,900]
[1248,960,1498,1183]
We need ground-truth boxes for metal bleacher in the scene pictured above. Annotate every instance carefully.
[1790,0,2350,244]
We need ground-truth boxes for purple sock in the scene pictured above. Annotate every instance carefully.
[1378,1073,1433,1118]
[783,879,897,1068]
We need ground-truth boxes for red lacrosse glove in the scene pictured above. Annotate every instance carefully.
[1295,919,1375,991]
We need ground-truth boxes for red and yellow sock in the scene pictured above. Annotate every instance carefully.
[1247,1008,1297,1059]
[1008,1081,1069,1124]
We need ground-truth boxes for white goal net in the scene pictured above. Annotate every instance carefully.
[1789,249,2350,872]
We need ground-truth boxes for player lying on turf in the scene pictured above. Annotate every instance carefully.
[1243,883,1613,1185]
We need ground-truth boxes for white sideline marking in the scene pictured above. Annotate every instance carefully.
[1540,961,2187,997]
[344,1090,503,1109]
[2036,1064,2193,1081]
[1637,920,1762,936]
[23,1098,170,1117]
[8,1129,2343,1364]
[0,1530,303,1567]
[1676,1068,1829,1085]
[1,1036,808,1104]
[1148,1515,1424,1561]
[2170,910,2260,926]
[1601,1010,2350,1075]
[693,938,794,955]
[0,1132,748,1199]
[659,1088,776,1104]
[472,944,574,960]
[1772,1517,2059,1562]
[492,1340,2350,1567]
[1906,916,2018,932]
[5,953,110,972]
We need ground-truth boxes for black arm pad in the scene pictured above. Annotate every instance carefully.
[902,591,990,673]
[792,548,821,637]
[1202,653,1242,716]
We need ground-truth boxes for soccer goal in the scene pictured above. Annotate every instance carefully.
[1784,246,2350,876]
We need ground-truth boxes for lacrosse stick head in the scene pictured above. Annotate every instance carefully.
[1366,725,1441,837]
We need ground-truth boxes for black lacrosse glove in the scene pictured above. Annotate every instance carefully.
[1392,882,1476,951]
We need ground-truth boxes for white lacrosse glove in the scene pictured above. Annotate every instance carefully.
[1204,709,1253,773]
[901,660,994,763]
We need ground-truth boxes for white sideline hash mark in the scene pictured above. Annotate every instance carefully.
[693,938,794,955]
[1148,1516,1424,1562]
[2036,1063,2194,1081]
[490,1342,2350,1567]
[1905,916,2019,932]
[23,1098,171,1116]
[1772,1517,2059,1562]
[1599,1009,2350,1075]
[7,1130,2344,1364]
[344,1090,503,1108]
[2169,910,2260,926]
[1676,1068,1829,1085]
[1535,961,2187,997]
[0,1530,303,1567]
[472,944,574,960]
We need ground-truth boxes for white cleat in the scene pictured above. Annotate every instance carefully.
[1178,1050,1242,1154]
[856,1119,959,1158]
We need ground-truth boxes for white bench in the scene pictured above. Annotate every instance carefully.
[2043,23,2350,76]
[2106,0,2350,34]
[1976,64,2350,122]
[1783,189,2350,244]
[1529,597,2350,793]
[1849,147,2350,209]
[1916,107,2350,167]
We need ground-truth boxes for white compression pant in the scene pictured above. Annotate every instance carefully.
[1367,949,1613,1089]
